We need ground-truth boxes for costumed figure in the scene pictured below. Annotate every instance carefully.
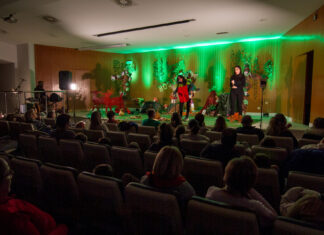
[229,65,245,121]
[173,75,190,120]
[200,91,219,116]
[186,71,200,113]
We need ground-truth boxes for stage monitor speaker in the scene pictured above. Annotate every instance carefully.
[59,71,72,90]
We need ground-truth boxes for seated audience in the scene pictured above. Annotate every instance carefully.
[281,186,324,225]
[75,121,85,129]
[302,117,324,140]
[195,113,208,135]
[171,112,182,128]
[260,136,277,148]
[118,121,138,134]
[142,109,160,128]
[24,108,52,134]
[212,116,227,132]
[174,125,185,146]
[74,132,87,144]
[148,123,174,152]
[89,111,108,133]
[50,114,75,141]
[201,128,240,167]
[236,115,264,141]
[0,158,68,235]
[141,146,195,208]
[206,157,277,228]
[93,163,113,177]
[181,119,210,142]
[253,153,278,171]
[266,113,298,149]
[107,111,118,124]
[47,110,55,119]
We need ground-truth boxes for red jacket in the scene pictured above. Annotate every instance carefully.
[0,196,68,235]
[177,85,189,103]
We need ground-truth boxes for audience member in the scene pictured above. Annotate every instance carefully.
[236,115,264,141]
[142,109,160,128]
[93,163,113,177]
[201,128,240,167]
[75,121,85,129]
[181,119,210,142]
[50,114,75,141]
[107,111,118,124]
[74,132,87,144]
[0,158,68,235]
[195,113,208,135]
[206,157,277,228]
[89,111,108,133]
[260,136,277,148]
[302,117,324,140]
[174,125,185,146]
[253,153,278,171]
[171,112,182,128]
[212,116,227,132]
[118,121,138,134]
[148,123,174,152]
[25,108,52,134]
[266,113,298,149]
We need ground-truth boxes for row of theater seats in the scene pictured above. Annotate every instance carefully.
[0,153,323,235]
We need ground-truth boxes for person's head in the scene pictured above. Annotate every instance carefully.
[221,128,237,148]
[177,75,185,84]
[56,114,71,130]
[37,81,44,87]
[260,137,276,148]
[147,109,155,119]
[241,115,253,128]
[0,158,13,196]
[253,153,271,169]
[75,132,87,143]
[24,108,37,123]
[214,116,227,132]
[195,113,205,127]
[234,66,242,75]
[171,112,182,128]
[224,157,257,196]
[152,146,183,179]
[313,117,324,129]
[93,164,113,177]
[158,123,174,144]
[75,121,85,129]
[90,111,102,129]
[274,113,287,128]
[267,113,287,135]
[47,111,55,119]
[107,111,115,121]
[175,125,186,140]
[98,137,111,145]
[188,119,200,135]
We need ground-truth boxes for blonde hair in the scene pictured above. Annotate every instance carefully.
[152,146,183,179]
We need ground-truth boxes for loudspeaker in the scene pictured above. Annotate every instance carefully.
[59,71,72,90]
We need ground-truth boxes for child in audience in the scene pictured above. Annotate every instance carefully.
[212,116,227,132]
[142,109,160,128]
[107,111,118,124]
[148,123,174,152]
[175,125,186,146]
[93,164,113,177]
[206,157,277,228]
[236,115,264,141]
[171,112,182,128]
[50,114,75,141]
[181,119,210,142]
[89,111,108,133]
[25,108,52,134]
[195,113,208,135]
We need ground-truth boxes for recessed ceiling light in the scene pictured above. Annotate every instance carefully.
[216,32,228,35]
[42,15,59,23]
[116,0,132,7]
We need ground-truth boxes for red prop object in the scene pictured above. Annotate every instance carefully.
[91,90,130,113]
[200,91,218,113]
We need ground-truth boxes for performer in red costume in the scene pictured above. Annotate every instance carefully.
[173,75,190,120]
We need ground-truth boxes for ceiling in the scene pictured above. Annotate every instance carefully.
[0,0,322,53]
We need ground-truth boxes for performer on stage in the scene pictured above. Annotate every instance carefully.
[174,75,190,120]
[230,66,245,116]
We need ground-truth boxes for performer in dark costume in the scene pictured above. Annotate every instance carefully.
[230,66,245,116]
[174,75,190,120]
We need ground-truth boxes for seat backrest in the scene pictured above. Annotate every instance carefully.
[111,146,143,178]
[186,196,259,235]
[127,133,152,152]
[70,127,84,134]
[287,171,324,192]
[40,163,79,220]
[107,131,128,147]
[44,118,56,128]
[38,136,61,164]
[237,133,259,146]
[298,138,320,148]
[138,125,156,138]
[252,146,288,166]
[0,120,9,137]
[60,139,84,169]
[125,182,183,235]
[105,122,118,131]
[83,129,104,142]
[272,217,324,235]
[255,168,280,212]
[83,143,111,171]
[143,151,157,172]
[19,133,38,159]
[20,123,34,133]
[183,156,223,196]
[77,172,124,225]
[266,135,294,153]
[180,139,209,156]
[204,131,222,143]
[8,121,21,139]
[11,156,42,205]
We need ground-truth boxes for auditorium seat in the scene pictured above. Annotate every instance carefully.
[44,118,56,128]
[204,131,222,143]
[20,122,34,133]
[298,138,320,148]
[107,131,128,147]
[266,136,294,153]
[77,172,125,231]
[8,121,21,140]
[40,163,79,222]
[143,151,157,171]
[272,217,324,235]
[252,146,288,166]
[60,139,85,169]
[237,133,259,146]
[0,120,10,137]
[127,133,151,152]
[0,153,11,165]
[19,133,39,159]
[186,196,259,235]
[38,136,61,164]
[255,168,280,212]
[83,129,104,142]
[83,142,111,171]
[287,171,324,192]
[111,146,144,178]
[125,182,183,235]
[180,139,209,156]
[11,156,43,206]
[105,122,118,131]
[183,156,223,196]
[138,125,156,139]
[70,127,84,134]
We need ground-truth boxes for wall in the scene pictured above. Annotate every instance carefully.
[0,63,18,113]
[0,41,17,66]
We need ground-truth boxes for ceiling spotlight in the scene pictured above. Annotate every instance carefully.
[116,0,132,7]
[2,14,17,23]
[216,32,228,35]
[77,43,129,51]
[42,15,59,23]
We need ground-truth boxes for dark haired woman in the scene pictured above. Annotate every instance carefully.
[174,75,190,121]
[230,66,245,116]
